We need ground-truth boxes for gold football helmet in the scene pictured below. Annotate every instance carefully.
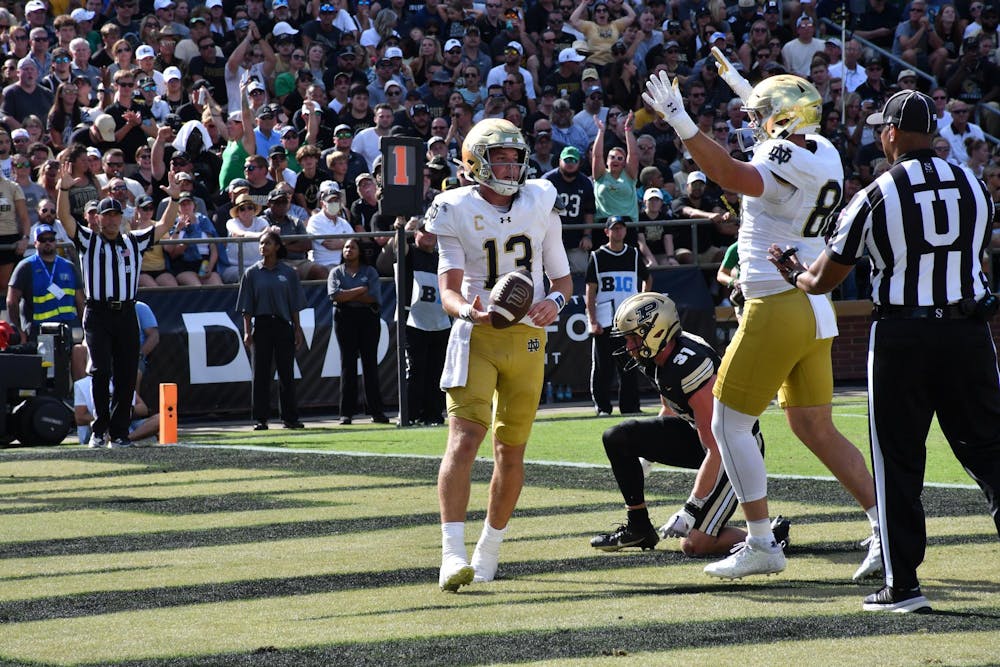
[461,118,529,196]
[611,292,681,369]
[742,74,822,144]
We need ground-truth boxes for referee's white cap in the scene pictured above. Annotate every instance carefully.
[867,90,937,134]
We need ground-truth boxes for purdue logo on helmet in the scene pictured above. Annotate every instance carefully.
[461,118,529,196]
[742,74,822,145]
[611,292,682,370]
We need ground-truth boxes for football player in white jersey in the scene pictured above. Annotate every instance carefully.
[642,56,881,580]
[425,118,573,592]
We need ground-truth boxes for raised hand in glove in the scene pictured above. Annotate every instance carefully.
[711,46,754,103]
[659,506,697,538]
[642,70,699,140]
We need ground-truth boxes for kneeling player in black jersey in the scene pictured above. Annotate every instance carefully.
[590,292,788,556]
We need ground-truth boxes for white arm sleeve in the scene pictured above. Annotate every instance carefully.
[436,233,466,275]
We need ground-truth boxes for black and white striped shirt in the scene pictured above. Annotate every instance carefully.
[74,225,155,302]
[828,149,995,307]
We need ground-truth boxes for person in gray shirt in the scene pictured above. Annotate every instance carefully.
[236,228,307,431]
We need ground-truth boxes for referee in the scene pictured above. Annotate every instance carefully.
[56,166,181,449]
[768,90,1000,613]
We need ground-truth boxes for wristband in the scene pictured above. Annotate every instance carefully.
[672,111,699,141]
[786,269,804,287]
[459,302,475,322]
[545,292,566,312]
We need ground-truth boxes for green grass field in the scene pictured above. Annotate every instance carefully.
[0,395,997,666]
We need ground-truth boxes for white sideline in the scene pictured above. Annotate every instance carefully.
[176,442,979,491]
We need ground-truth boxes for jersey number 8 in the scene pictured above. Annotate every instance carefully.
[802,180,843,238]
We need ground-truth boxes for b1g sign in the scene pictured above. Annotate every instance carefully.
[379,136,426,218]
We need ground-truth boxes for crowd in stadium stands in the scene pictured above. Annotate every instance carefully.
[1,0,999,311]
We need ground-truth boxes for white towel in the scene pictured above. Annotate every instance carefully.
[808,293,839,339]
[440,319,473,389]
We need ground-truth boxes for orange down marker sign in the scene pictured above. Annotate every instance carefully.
[159,383,177,445]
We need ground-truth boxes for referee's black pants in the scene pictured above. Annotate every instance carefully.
[590,329,640,414]
[870,318,1000,591]
[250,315,298,424]
[404,325,448,424]
[84,302,139,441]
[334,306,384,419]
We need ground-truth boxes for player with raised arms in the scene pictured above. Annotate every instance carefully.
[640,50,882,580]
[426,118,573,592]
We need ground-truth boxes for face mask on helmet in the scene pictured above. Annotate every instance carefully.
[462,119,529,197]
[610,292,681,371]
[741,74,821,150]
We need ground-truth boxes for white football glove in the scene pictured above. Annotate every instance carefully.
[659,506,696,538]
[642,70,699,140]
[710,46,754,103]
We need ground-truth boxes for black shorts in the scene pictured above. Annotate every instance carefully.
[171,258,202,275]
[142,269,171,279]
[0,233,21,265]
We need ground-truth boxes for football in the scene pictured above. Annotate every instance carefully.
[488,269,534,328]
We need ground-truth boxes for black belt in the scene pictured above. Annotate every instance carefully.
[874,304,969,320]
[86,299,135,311]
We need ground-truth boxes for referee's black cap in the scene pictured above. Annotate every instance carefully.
[867,90,937,134]
[97,197,123,214]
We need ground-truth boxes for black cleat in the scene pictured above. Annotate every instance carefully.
[862,586,931,613]
[771,515,791,550]
[590,523,660,552]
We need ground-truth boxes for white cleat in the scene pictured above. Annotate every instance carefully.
[439,560,474,592]
[704,540,786,580]
[853,532,883,581]
[470,546,499,583]
[638,457,654,478]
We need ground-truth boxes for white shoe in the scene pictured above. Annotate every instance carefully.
[88,433,106,449]
[853,532,883,581]
[470,545,499,583]
[439,559,474,592]
[704,540,786,579]
[638,457,653,478]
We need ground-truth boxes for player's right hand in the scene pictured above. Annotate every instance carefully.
[660,507,696,538]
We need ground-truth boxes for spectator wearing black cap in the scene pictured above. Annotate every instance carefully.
[337,83,375,134]
[302,3,345,55]
[267,143,299,188]
[399,102,433,140]
[56,168,182,449]
[855,55,891,113]
[263,186,328,281]
[422,68,455,120]
[326,45,368,92]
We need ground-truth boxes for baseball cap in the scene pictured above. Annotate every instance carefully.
[431,69,452,83]
[738,0,756,7]
[709,31,727,43]
[177,191,194,202]
[25,0,46,12]
[153,0,175,9]
[228,178,251,192]
[605,216,628,229]
[687,170,707,184]
[84,200,100,213]
[866,90,937,134]
[248,79,266,94]
[228,110,243,123]
[136,45,155,60]
[272,0,289,7]
[666,19,682,31]
[572,40,592,54]
[97,197,123,214]
[897,69,917,83]
[385,46,404,59]
[273,21,299,36]
[86,146,102,159]
[764,0,779,11]
[280,125,298,137]
[135,195,154,208]
[175,171,194,182]
[11,128,29,141]
[71,7,96,21]
[319,180,341,199]
[355,172,375,187]
[665,40,680,50]
[410,103,429,116]
[163,66,182,82]
[234,18,250,31]
[796,14,813,26]
[267,188,291,201]
[384,79,402,92]
[505,41,524,54]
[170,150,191,163]
[428,135,447,146]
[444,38,462,51]
[826,37,843,50]
[581,67,599,81]
[643,188,664,202]
[560,146,581,162]
[334,123,353,134]
[558,48,585,63]
[268,145,287,158]
[32,224,56,241]
[256,104,276,118]
[586,85,602,95]
[541,84,557,97]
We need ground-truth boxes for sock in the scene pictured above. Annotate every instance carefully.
[746,518,776,549]
[476,522,507,550]
[627,507,650,527]
[865,505,879,533]
[470,522,506,582]
[441,522,467,564]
